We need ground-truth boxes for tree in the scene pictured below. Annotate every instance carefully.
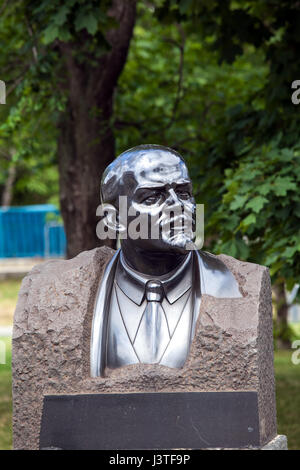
[153,0,300,345]
[51,1,136,258]
[0,0,136,258]
[0,0,59,207]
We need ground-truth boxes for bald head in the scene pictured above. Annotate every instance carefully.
[101,144,189,206]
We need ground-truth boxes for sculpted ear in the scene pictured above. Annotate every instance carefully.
[101,174,118,205]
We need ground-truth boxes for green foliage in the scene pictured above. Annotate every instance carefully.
[37,0,114,47]
[208,140,300,287]
[0,0,60,204]
[115,3,267,174]
[0,0,116,205]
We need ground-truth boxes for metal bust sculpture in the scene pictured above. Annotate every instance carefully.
[13,143,281,450]
[90,144,242,377]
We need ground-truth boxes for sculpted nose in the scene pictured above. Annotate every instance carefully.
[166,188,181,206]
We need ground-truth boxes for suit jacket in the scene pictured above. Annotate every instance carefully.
[90,249,242,377]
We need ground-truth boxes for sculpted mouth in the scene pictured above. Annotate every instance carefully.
[158,215,192,226]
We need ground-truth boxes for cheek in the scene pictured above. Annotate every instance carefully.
[131,201,163,217]
[185,200,196,211]
[178,198,195,212]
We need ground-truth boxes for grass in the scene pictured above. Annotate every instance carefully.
[0,280,22,326]
[274,350,300,450]
[0,337,12,450]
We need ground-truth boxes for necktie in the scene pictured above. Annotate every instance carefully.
[133,280,170,364]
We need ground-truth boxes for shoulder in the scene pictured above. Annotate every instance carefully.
[196,250,243,298]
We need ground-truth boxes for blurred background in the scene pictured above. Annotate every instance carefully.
[0,0,300,449]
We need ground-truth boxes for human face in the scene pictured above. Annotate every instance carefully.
[121,150,195,253]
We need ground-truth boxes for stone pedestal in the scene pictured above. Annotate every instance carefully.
[13,247,281,449]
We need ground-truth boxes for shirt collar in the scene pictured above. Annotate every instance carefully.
[116,250,193,305]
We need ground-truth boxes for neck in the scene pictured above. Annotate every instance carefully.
[121,241,188,276]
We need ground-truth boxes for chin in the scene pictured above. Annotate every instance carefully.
[163,233,194,253]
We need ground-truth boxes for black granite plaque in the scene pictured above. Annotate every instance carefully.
[39,391,260,450]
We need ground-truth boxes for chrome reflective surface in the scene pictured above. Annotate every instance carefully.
[105,250,194,369]
[90,145,242,377]
[101,144,196,276]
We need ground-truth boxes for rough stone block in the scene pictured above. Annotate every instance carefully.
[12,247,277,449]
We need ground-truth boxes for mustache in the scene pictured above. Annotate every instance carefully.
[155,210,193,225]
[156,214,194,232]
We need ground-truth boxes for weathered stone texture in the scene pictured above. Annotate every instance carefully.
[12,247,277,449]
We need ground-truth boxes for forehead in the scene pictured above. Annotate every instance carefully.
[130,150,190,189]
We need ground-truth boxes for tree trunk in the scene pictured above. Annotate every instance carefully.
[274,281,291,349]
[1,163,16,206]
[57,1,136,258]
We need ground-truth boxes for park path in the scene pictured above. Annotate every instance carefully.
[0,257,44,280]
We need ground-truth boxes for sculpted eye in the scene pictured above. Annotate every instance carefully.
[177,191,191,200]
[142,194,162,205]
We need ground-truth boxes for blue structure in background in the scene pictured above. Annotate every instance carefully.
[0,205,66,258]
